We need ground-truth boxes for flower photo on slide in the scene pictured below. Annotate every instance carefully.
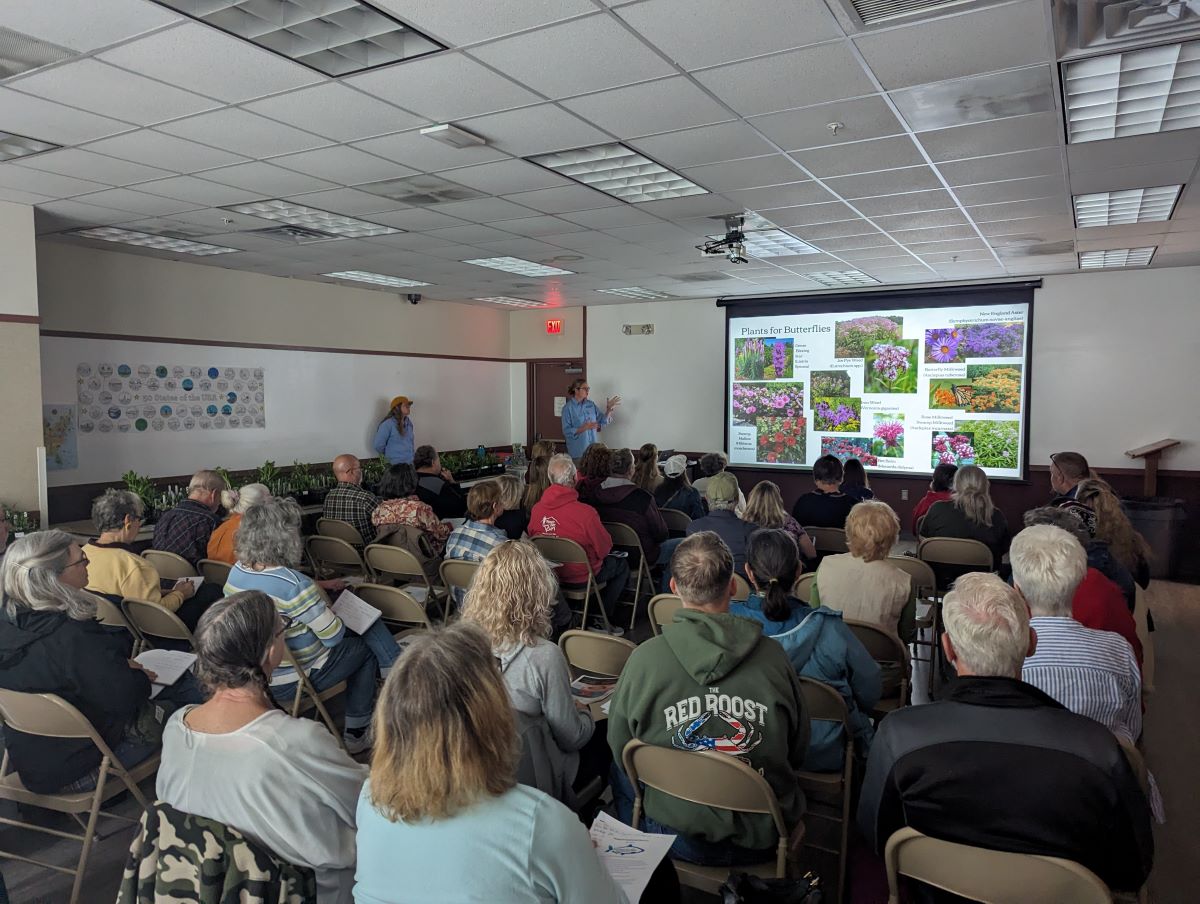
[756,416,806,464]
[865,339,918,393]
[813,397,861,432]
[872,413,904,459]
[821,436,877,466]
[732,382,804,426]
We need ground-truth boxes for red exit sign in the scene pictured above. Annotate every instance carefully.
[546,319,562,334]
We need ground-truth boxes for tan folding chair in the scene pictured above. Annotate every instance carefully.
[1133,585,1154,693]
[121,598,194,652]
[364,543,446,619]
[603,521,652,629]
[92,593,137,634]
[845,618,909,718]
[1116,735,1151,801]
[141,549,197,580]
[660,508,692,536]
[886,556,939,695]
[530,535,611,630]
[732,572,752,601]
[352,583,432,639]
[796,678,854,904]
[916,537,992,687]
[793,572,816,603]
[197,558,232,587]
[307,535,372,582]
[648,593,683,635]
[439,558,480,613]
[0,690,159,904]
[805,527,849,555]
[558,629,638,678]
[884,827,1113,904]
[622,739,803,893]
[317,517,365,547]
[280,646,347,752]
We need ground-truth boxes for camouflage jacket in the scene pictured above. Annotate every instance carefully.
[118,800,317,904]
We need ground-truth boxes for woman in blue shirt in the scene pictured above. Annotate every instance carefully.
[561,379,620,461]
[373,395,415,465]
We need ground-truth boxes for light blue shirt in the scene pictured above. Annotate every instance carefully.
[373,416,414,465]
[561,397,609,460]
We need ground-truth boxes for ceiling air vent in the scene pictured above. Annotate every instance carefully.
[0,26,74,78]
[249,225,339,244]
[673,272,735,282]
[357,174,488,206]
[845,0,979,25]
[1054,0,1200,57]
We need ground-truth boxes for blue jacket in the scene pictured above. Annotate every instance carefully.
[372,416,414,465]
[561,398,608,460]
[734,598,881,772]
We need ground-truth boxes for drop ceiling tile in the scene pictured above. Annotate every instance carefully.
[795,218,882,240]
[275,146,418,186]
[792,136,925,179]
[810,233,900,251]
[693,44,876,117]
[504,185,623,214]
[99,21,322,103]
[953,175,1065,205]
[198,161,340,196]
[489,215,585,236]
[157,109,330,159]
[245,84,426,142]
[557,206,662,229]
[354,129,508,172]
[10,59,219,126]
[753,200,858,227]
[459,105,611,156]
[136,175,260,207]
[682,155,808,192]
[367,208,468,230]
[0,186,53,204]
[1065,130,1200,172]
[975,215,1074,237]
[84,130,248,172]
[853,189,956,216]
[286,187,409,215]
[433,196,540,222]
[889,225,980,244]
[562,77,732,138]
[724,181,835,210]
[1,0,181,52]
[0,164,105,197]
[968,197,1072,221]
[824,166,943,199]
[70,188,199,217]
[1068,161,1196,195]
[35,198,143,228]
[630,121,777,169]
[747,95,906,152]
[871,209,970,230]
[12,149,172,186]
[160,207,278,233]
[633,192,745,219]
[853,0,1051,89]
[937,147,1063,187]
[438,159,573,194]
[0,88,134,145]
[888,65,1055,132]
[835,246,914,261]
[424,224,515,245]
[348,53,539,122]
[370,0,595,45]
[917,112,1062,163]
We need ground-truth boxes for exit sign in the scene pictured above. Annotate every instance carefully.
[546,319,562,334]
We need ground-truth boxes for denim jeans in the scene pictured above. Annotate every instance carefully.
[273,636,378,733]
[594,554,631,623]
[358,619,402,676]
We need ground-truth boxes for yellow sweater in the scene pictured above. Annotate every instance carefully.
[85,542,186,612]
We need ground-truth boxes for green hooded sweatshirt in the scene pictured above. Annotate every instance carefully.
[608,609,809,850]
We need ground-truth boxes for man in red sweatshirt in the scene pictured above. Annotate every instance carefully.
[531,454,629,635]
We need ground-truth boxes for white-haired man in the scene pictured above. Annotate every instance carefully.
[1013,524,1142,742]
[152,469,227,564]
[857,572,1152,894]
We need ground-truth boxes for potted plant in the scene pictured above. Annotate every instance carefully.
[361,454,388,493]
[122,471,160,523]
[1,505,38,538]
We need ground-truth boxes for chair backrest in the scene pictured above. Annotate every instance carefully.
[844,618,907,665]
[439,558,480,597]
[197,558,232,587]
[142,549,198,580]
[122,598,194,646]
[793,572,815,603]
[306,535,369,577]
[1116,735,1151,801]
[805,527,848,554]
[530,534,590,567]
[884,827,1113,904]
[648,593,682,635]
[1133,585,1154,692]
[0,689,101,742]
[732,573,752,601]
[558,629,638,677]
[797,676,850,725]
[885,556,938,599]
[363,543,426,585]
[92,593,135,631]
[603,521,644,554]
[916,536,993,570]
[317,517,365,547]
[352,583,431,631]
[659,508,692,533]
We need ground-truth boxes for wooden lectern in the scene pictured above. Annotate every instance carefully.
[1124,439,1180,496]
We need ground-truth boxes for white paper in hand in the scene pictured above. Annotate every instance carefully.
[589,811,675,902]
[332,589,382,635]
[135,650,197,699]
[178,575,204,591]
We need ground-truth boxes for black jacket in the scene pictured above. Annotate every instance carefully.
[791,490,857,529]
[0,608,150,792]
[416,473,467,519]
[857,676,1153,892]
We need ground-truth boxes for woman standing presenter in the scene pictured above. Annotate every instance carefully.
[561,379,620,462]
[374,396,415,465]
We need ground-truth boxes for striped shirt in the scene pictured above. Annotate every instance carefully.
[225,564,345,686]
[1024,616,1141,742]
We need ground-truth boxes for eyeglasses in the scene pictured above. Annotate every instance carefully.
[61,553,89,571]
[275,613,295,637]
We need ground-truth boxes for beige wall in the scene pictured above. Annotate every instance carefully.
[506,306,584,360]
[0,202,38,318]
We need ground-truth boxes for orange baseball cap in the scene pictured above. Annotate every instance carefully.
[390,396,412,410]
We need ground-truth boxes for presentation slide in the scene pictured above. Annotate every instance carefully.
[726,301,1031,479]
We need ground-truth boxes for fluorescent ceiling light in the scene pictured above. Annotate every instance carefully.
[462,256,574,277]
[0,26,74,79]
[420,123,486,148]
[1063,40,1200,143]
[221,199,399,238]
[324,269,430,287]
[71,227,239,256]
[595,287,673,299]
[739,229,820,258]
[803,270,880,288]
[1078,247,1156,269]
[148,0,444,77]
[528,143,709,204]
[0,130,59,162]
[474,296,551,307]
[1072,185,1181,227]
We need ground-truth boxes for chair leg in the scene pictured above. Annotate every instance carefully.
[70,759,109,904]
[627,562,646,631]
[311,693,347,751]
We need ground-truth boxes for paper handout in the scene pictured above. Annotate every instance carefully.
[134,649,197,699]
[590,811,675,902]
[332,589,382,635]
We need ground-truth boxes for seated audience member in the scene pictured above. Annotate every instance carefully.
[574,443,610,504]
[413,445,467,520]
[530,455,629,636]
[323,454,381,545]
[1049,451,1098,535]
[1075,478,1152,589]
[529,439,557,464]
[463,541,605,803]
[1012,525,1142,741]
[0,531,202,794]
[522,456,551,514]
[910,462,956,536]
[840,458,874,501]
[207,483,271,565]
[654,454,705,519]
[354,623,628,904]
[444,481,508,608]
[225,497,399,753]
[494,474,529,540]
[742,480,817,560]
[373,395,415,466]
[686,472,758,579]
[593,447,672,569]
[153,469,227,564]
[919,464,1010,572]
[693,452,746,516]
[608,531,808,864]
[857,572,1153,894]
[0,510,8,560]
[85,488,205,628]
[813,500,915,644]
[372,464,452,556]
[632,443,663,495]
[732,530,880,772]
[791,454,857,529]
[1023,507,1140,660]
[157,591,366,904]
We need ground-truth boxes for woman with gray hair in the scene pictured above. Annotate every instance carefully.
[0,530,201,793]
[224,497,399,754]
[157,591,366,903]
[206,483,272,565]
[919,464,1010,572]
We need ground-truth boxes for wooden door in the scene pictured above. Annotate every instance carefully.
[529,361,583,452]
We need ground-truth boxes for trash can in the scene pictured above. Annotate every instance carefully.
[1124,497,1186,580]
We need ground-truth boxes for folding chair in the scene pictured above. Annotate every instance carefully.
[197,558,232,587]
[0,690,160,904]
[793,572,816,604]
[317,517,365,548]
[141,550,197,580]
[352,583,432,639]
[648,593,682,635]
[845,618,909,718]
[121,598,194,653]
[530,535,611,631]
[558,629,637,679]
[805,527,848,556]
[306,535,372,582]
[603,521,652,630]
[659,508,692,537]
[916,537,993,687]
[439,558,480,614]
[1133,585,1154,693]
[280,646,347,752]
[364,543,447,619]
[732,572,752,601]
[886,556,939,695]
[796,678,854,904]
[622,740,803,894]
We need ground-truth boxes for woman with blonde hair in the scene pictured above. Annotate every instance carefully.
[463,541,606,803]
[1075,478,1152,588]
[632,443,663,494]
[207,483,272,564]
[494,473,529,540]
[523,456,551,514]
[813,500,915,643]
[354,622,627,903]
[919,464,1010,570]
[742,481,817,560]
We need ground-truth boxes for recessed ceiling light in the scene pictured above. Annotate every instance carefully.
[147,0,445,77]
[420,123,487,148]
[70,227,240,256]
[462,257,574,277]
[221,200,399,238]
[595,287,674,299]
[803,270,880,288]
[323,270,430,288]
[739,229,820,258]
[1078,247,1156,269]
[1072,185,1181,227]
[474,296,551,307]
[1063,40,1200,143]
[0,130,60,162]
[528,143,709,204]
[0,26,74,79]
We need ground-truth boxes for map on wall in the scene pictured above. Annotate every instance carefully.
[43,404,78,470]
[75,362,266,435]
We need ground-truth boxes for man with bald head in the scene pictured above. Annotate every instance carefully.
[322,454,381,545]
